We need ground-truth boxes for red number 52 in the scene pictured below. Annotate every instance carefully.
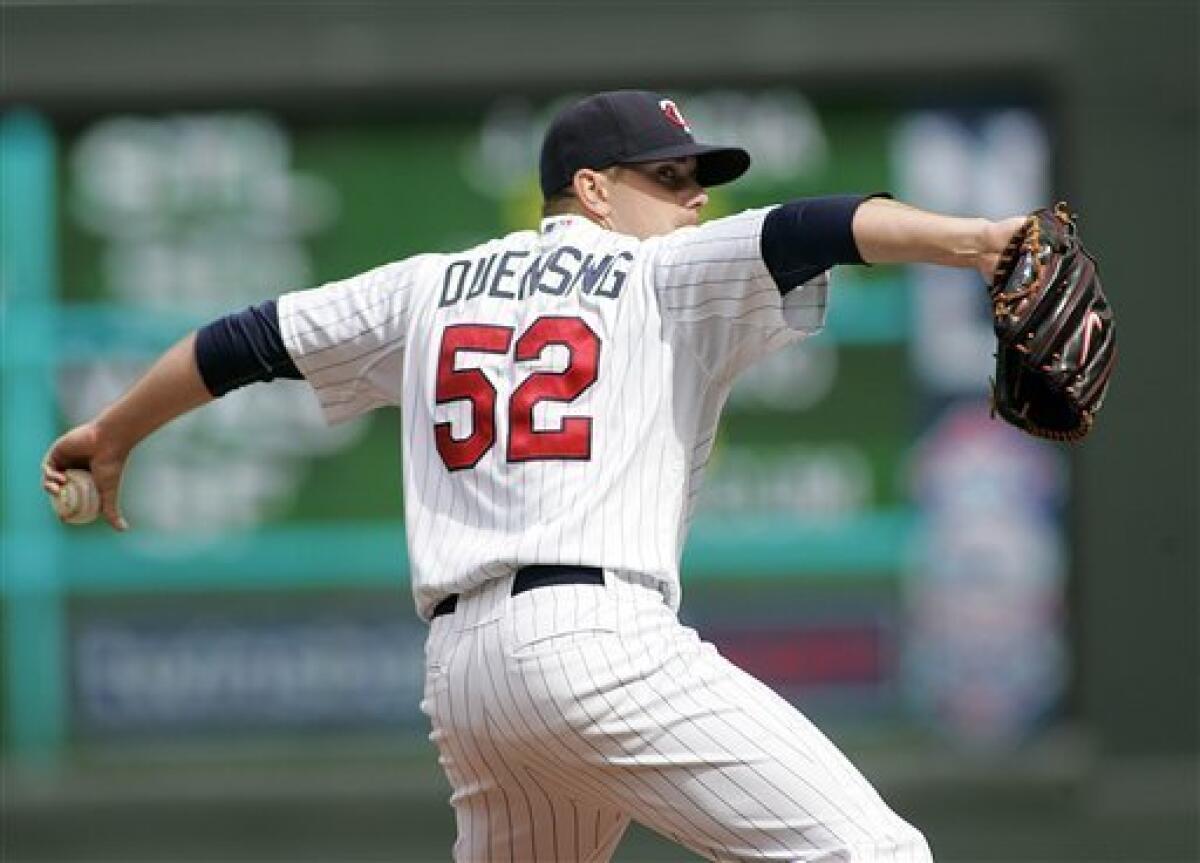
[434,315,600,471]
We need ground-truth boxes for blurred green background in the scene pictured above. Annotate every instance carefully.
[2,2,1196,862]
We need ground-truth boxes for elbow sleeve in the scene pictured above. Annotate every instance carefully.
[194,299,303,397]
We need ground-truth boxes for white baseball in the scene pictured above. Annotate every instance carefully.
[53,468,101,525]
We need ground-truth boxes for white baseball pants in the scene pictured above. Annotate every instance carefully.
[420,570,933,862]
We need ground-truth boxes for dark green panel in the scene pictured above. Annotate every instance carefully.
[1072,3,1199,764]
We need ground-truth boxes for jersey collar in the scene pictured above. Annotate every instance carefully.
[539,214,582,235]
[538,214,609,247]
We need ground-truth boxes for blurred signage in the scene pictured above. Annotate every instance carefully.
[903,404,1067,748]
[16,94,1065,760]
[891,106,1067,749]
[63,113,366,541]
[711,621,889,689]
[71,609,426,735]
[679,592,898,719]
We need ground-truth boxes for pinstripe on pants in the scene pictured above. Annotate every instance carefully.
[421,572,933,863]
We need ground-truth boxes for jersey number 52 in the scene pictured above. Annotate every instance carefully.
[434,315,601,470]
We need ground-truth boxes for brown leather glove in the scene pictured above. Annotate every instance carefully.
[989,203,1117,441]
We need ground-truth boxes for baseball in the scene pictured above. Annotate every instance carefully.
[53,468,101,525]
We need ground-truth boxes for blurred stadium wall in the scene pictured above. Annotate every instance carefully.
[2,2,1196,862]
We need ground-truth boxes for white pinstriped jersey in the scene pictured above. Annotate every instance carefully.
[279,209,828,619]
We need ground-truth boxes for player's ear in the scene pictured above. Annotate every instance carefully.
[572,169,612,220]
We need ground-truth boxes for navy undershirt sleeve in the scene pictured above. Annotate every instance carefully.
[761,194,890,295]
[194,299,303,397]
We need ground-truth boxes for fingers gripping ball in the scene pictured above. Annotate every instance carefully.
[53,469,101,525]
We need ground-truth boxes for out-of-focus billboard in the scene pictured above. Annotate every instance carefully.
[2,90,1065,759]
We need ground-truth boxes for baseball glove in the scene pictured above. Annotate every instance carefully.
[989,202,1116,442]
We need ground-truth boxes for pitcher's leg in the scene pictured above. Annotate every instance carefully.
[423,617,631,862]
[433,739,630,863]
[501,608,931,862]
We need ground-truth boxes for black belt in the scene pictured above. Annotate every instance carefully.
[431,564,603,619]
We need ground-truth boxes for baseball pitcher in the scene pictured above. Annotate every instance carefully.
[43,91,1113,862]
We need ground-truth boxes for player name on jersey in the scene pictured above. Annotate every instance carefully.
[439,246,634,308]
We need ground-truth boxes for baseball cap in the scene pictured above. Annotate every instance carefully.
[539,90,751,198]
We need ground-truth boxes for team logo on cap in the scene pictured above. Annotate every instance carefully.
[659,99,692,133]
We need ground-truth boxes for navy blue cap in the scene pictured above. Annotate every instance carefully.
[539,91,751,198]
